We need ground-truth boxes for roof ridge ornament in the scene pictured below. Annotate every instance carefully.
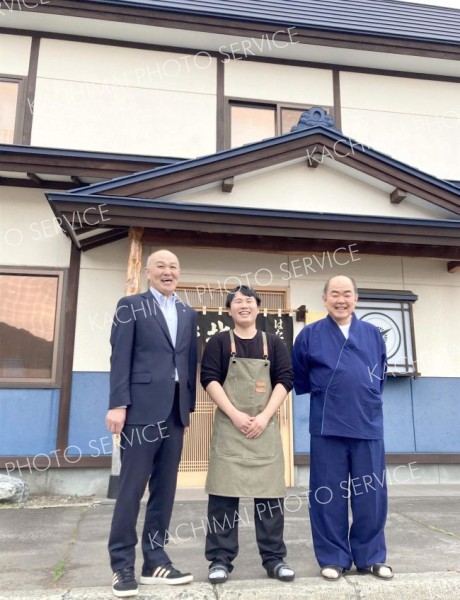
[291,106,337,132]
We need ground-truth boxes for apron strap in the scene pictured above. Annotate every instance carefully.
[229,330,269,364]
[261,331,269,363]
[229,329,237,363]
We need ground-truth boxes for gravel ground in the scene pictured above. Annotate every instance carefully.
[0,494,97,509]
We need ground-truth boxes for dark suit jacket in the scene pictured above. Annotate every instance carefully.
[109,290,197,426]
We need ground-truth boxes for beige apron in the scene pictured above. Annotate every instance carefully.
[205,330,285,498]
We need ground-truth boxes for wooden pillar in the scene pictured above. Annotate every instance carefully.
[125,227,144,295]
[109,226,145,498]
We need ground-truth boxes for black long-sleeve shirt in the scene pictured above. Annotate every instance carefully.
[200,330,293,393]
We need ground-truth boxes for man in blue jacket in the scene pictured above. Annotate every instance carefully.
[106,249,197,597]
[292,275,393,581]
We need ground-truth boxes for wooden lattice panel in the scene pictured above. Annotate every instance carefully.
[177,287,286,311]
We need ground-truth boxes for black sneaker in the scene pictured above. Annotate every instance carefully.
[140,564,193,585]
[112,568,138,597]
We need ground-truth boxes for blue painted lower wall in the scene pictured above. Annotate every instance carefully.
[1,374,459,457]
[0,388,60,455]
[67,372,111,457]
[293,377,460,454]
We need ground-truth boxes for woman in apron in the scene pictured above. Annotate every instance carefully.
[200,285,295,584]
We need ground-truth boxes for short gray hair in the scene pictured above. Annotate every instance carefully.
[323,275,358,296]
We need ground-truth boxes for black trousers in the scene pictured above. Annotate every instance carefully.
[108,388,184,572]
[205,494,287,572]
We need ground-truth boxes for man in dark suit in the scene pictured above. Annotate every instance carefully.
[106,249,197,598]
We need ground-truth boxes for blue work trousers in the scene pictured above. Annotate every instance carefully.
[309,435,387,570]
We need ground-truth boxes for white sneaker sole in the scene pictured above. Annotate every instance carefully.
[140,574,193,585]
[112,587,139,597]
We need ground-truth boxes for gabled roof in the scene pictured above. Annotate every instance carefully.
[69,112,460,217]
[47,108,460,259]
[85,0,460,45]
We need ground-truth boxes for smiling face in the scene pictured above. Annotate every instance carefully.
[145,250,180,297]
[322,275,358,325]
[228,290,259,329]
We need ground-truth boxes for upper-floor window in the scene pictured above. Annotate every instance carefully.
[0,77,24,144]
[228,100,333,148]
[0,268,65,387]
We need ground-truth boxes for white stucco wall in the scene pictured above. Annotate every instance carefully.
[0,34,31,75]
[169,160,451,220]
[224,61,334,106]
[31,39,217,156]
[340,72,460,180]
[0,188,70,267]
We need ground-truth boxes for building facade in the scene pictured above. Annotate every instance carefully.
[0,0,459,493]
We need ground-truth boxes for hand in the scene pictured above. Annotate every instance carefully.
[184,426,189,435]
[246,413,270,439]
[230,409,254,435]
[105,408,126,435]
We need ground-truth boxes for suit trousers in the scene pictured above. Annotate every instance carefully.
[309,435,387,570]
[108,387,184,572]
[205,494,287,572]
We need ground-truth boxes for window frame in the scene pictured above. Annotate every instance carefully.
[224,97,335,149]
[356,289,419,378]
[0,266,66,388]
[0,75,27,145]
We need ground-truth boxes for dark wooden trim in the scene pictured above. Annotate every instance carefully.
[447,261,460,273]
[22,36,40,145]
[221,177,234,193]
[80,228,129,251]
[390,188,407,204]
[56,243,81,452]
[332,70,342,131]
[0,177,73,190]
[2,26,460,84]
[294,453,460,465]
[216,58,225,152]
[26,172,43,185]
[141,228,460,260]
[0,267,65,388]
[0,152,171,179]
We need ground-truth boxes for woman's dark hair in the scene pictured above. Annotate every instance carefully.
[225,285,261,308]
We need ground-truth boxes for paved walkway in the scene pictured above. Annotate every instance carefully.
[1,485,459,599]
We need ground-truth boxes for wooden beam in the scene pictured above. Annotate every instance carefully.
[71,175,85,187]
[22,36,40,145]
[125,227,144,295]
[390,188,407,204]
[26,172,43,185]
[306,155,321,168]
[140,228,460,259]
[447,261,460,273]
[0,176,72,190]
[222,177,234,193]
[56,243,81,453]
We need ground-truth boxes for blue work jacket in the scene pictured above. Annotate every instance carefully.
[292,314,387,440]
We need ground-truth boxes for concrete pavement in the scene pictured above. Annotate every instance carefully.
[0,485,459,599]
